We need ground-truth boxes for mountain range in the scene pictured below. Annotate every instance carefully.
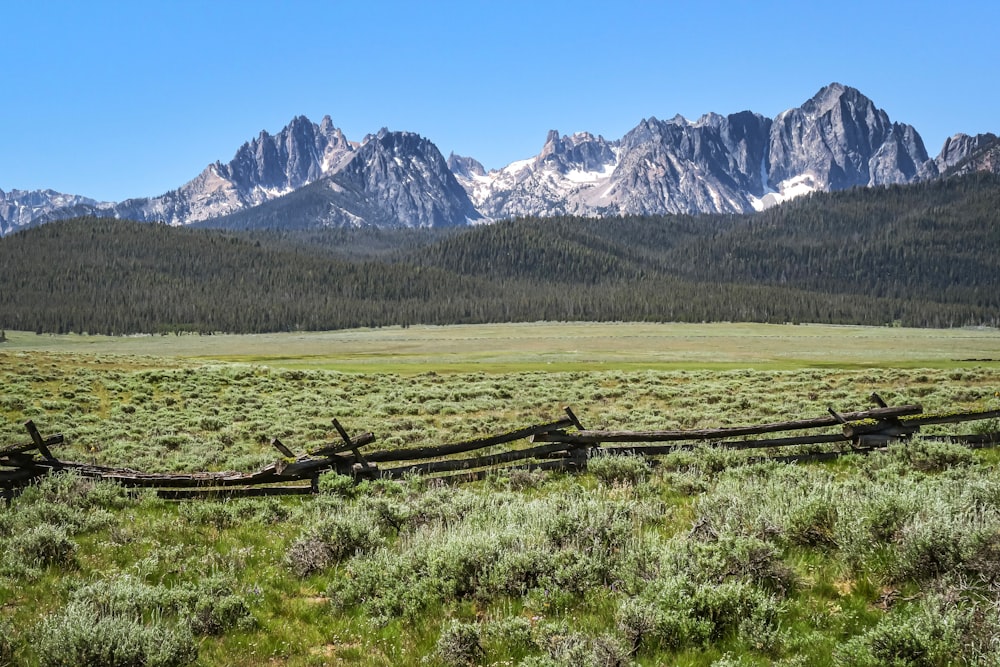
[2,83,998,236]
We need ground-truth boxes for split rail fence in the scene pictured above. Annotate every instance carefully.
[3,394,1000,500]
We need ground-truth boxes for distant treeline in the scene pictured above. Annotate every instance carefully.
[1,174,997,334]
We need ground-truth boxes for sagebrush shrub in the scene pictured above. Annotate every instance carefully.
[67,574,255,637]
[317,471,358,498]
[435,620,484,667]
[833,594,972,666]
[35,601,197,667]
[784,496,838,548]
[893,511,968,582]
[189,594,254,635]
[0,617,13,667]
[286,511,382,577]
[535,623,633,667]
[7,523,77,570]
[889,438,975,472]
[588,453,650,485]
[482,616,537,655]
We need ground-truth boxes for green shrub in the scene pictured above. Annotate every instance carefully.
[286,512,382,577]
[435,620,485,666]
[833,595,971,666]
[668,534,795,595]
[35,601,197,667]
[317,471,359,497]
[785,496,839,548]
[0,617,13,667]
[535,623,633,667]
[6,523,77,570]
[617,596,695,653]
[889,438,975,472]
[588,453,650,485]
[69,577,177,618]
[189,594,254,635]
[67,574,255,638]
[178,501,240,529]
[893,513,967,582]
[503,467,549,490]
[483,616,537,655]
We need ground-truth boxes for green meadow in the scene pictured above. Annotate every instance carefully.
[2,323,1000,666]
[5,322,1000,372]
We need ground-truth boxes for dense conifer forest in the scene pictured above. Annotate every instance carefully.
[1,174,997,334]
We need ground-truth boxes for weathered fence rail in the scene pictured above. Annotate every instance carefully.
[3,394,999,500]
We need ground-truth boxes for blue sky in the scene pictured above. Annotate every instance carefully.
[2,0,997,202]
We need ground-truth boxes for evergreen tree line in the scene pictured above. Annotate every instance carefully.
[0,173,997,335]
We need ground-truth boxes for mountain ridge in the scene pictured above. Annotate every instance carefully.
[2,83,997,235]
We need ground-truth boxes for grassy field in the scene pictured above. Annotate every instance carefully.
[2,324,1000,666]
[4,322,1000,372]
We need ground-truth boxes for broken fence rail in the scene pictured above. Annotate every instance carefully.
[4,397,1000,498]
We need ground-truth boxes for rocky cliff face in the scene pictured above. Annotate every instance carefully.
[936,133,1000,175]
[454,131,621,218]
[606,110,772,215]
[83,119,478,230]
[199,129,483,230]
[460,84,940,219]
[767,83,936,191]
[326,129,484,227]
[109,115,357,225]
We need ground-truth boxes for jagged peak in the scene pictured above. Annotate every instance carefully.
[286,114,313,128]
[801,82,872,115]
[693,112,725,128]
[447,153,485,178]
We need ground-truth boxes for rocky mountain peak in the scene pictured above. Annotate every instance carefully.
[533,130,618,174]
[937,133,1000,172]
[447,153,486,179]
[328,130,484,228]
[936,133,1000,176]
[768,82,932,191]
[801,82,853,113]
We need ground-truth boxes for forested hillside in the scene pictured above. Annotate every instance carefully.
[1,174,997,334]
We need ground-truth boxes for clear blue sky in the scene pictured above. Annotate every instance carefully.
[2,0,997,202]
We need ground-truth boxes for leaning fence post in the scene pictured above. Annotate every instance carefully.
[24,420,55,460]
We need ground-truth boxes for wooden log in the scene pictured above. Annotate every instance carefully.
[0,433,64,459]
[530,405,922,444]
[923,432,1000,448]
[903,409,1000,427]
[843,422,919,440]
[828,408,849,425]
[379,457,587,482]
[563,406,585,430]
[539,433,852,458]
[0,466,49,484]
[271,438,296,458]
[331,418,369,465]
[25,421,55,460]
[378,441,585,476]
[855,434,904,447]
[360,416,576,463]
[27,451,360,488]
[308,432,376,457]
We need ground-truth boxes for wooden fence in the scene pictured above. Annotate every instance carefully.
[3,394,1000,500]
